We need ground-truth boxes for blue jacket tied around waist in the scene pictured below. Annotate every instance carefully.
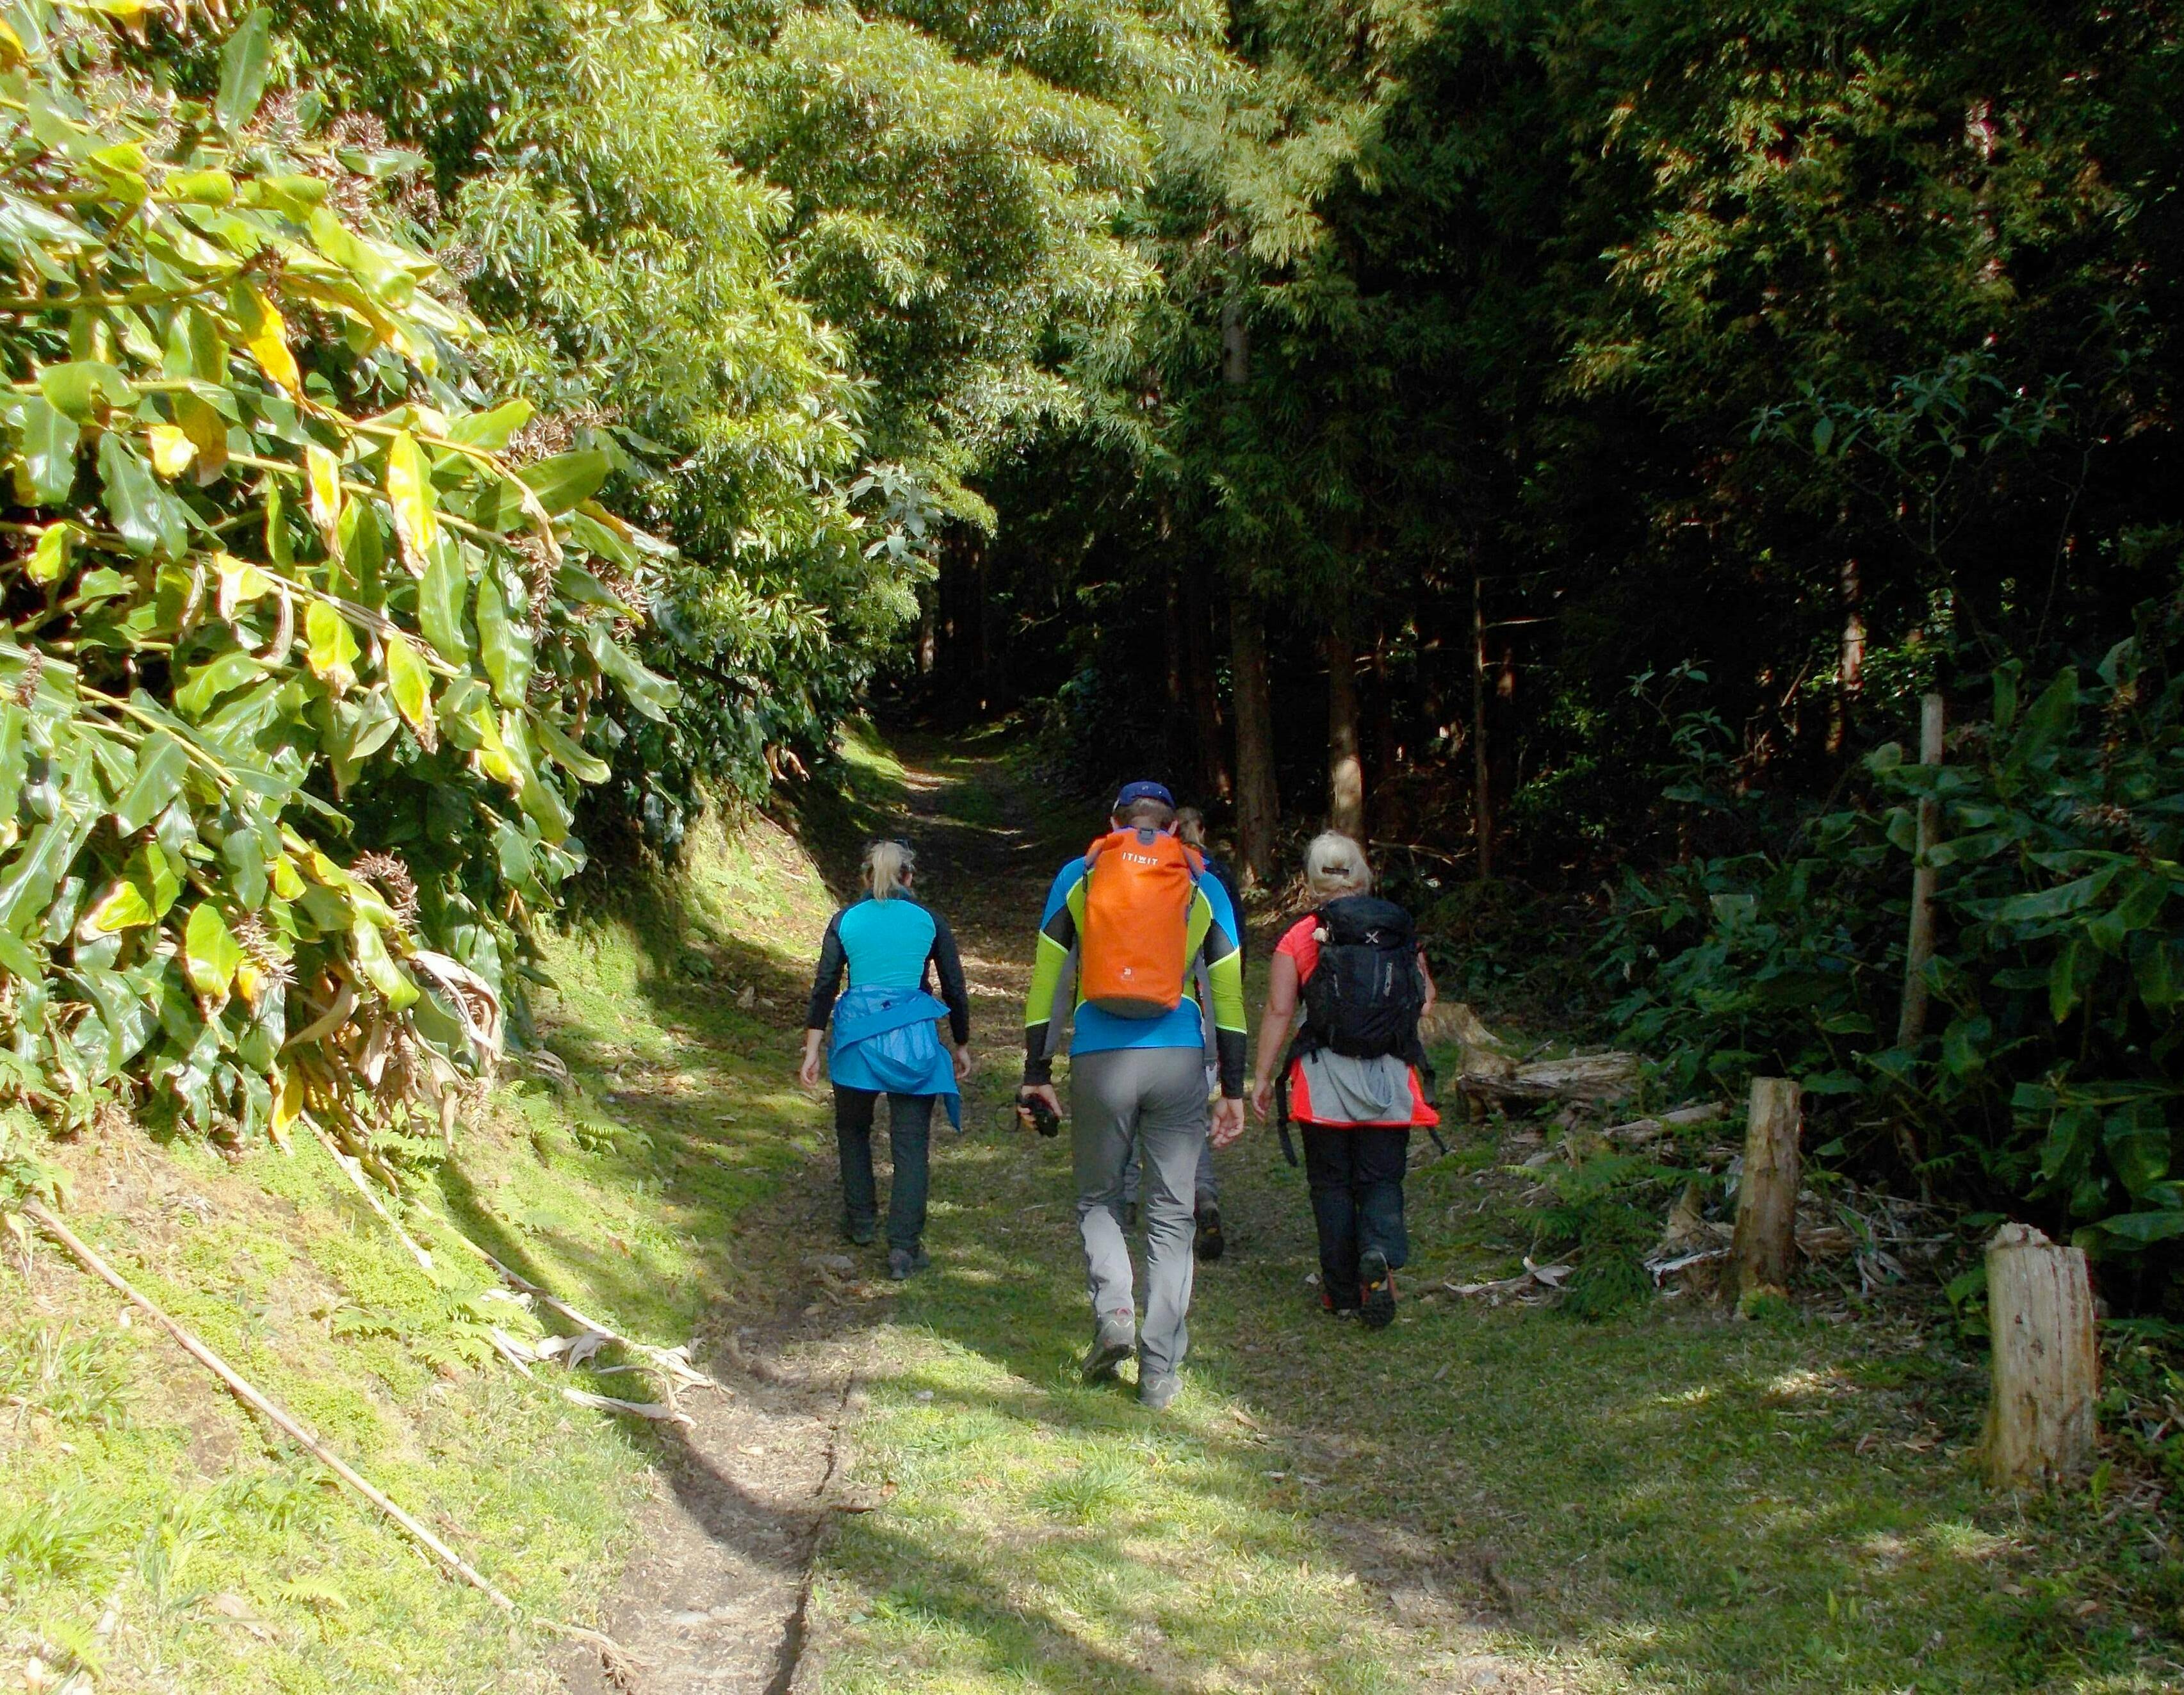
[828,985,961,1129]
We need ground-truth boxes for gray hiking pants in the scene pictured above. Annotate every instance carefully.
[1072,1046,1208,1377]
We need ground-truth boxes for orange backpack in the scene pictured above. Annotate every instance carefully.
[1078,828,1202,1017]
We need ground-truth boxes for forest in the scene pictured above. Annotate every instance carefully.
[3,0,2179,1283]
[4,0,2184,1688]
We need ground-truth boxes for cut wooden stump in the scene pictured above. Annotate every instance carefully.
[1729,1077,1802,1303]
[1980,1223,2098,1486]
[1423,1001,1517,1079]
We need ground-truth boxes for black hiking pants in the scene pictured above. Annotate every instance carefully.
[834,1088,933,1252]
[1300,1126,1410,1309]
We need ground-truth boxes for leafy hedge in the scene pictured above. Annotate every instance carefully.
[1602,591,2184,1286]
[0,3,672,1150]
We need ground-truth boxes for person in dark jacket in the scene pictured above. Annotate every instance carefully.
[800,840,972,1279]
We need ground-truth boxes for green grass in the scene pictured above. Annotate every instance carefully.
[0,796,842,1692]
[800,742,2184,1695]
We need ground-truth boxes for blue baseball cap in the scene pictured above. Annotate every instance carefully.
[1113,780,1175,810]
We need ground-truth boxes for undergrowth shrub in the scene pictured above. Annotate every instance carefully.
[0,3,673,1167]
[1601,586,2184,1300]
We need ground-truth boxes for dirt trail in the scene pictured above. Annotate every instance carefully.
[561,733,1061,1695]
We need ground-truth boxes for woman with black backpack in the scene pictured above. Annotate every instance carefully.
[1248,833,1438,1327]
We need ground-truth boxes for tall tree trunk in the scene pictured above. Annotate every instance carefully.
[1325,615,1364,839]
[1184,563,1230,803]
[975,539,997,714]
[1163,568,1185,778]
[1472,558,1494,879]
[1829,557,1865,755]
[1369,625,1398,834]
[917,596,936,678]
[1230,600,1278,887]
[1221,288,1275,878]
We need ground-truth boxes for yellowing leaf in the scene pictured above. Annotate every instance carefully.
[236,956,263,1008]
[270,853,306,901]
[0,19,22,69]
[147,423,195,477]
[306,443,343,541]
[174,394,229,483]
[385,430,436,567]
[214,552,272,622]
[272,1067,306,1138]
[238,284,301,396]
[384,632,435,742]
[79,878,154,938]
[304,600,359,694]
[27,522,76,585]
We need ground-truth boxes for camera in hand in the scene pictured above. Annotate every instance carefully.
[1017,1092,1061,1137]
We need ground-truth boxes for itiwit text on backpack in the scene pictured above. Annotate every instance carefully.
[1077,828,1202,1017]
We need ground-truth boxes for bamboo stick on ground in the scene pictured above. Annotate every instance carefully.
[22,1199,640,1683]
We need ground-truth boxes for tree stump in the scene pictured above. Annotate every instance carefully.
[1981,1224,2098,1486]
[1729,1077,1802,1302]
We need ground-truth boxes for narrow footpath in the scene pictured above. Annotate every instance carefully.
[567,732,2131,1695]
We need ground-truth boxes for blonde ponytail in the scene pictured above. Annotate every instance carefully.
[863,839,915,899]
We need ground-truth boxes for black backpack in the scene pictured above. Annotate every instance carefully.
[1301,895,1423,1059]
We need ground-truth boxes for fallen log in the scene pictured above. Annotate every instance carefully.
[1459,1050,1642,1106]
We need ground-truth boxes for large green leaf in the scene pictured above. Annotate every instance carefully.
[215,8,274,135]
[305,600,360,694]
[516,449,610,516]
[419,539,469,662]
[183,902,245,999]
[475,559,533,707]
[113,731,188,833]
[97,434,186,559]
[15,397,78,504]
[384,632,434,740]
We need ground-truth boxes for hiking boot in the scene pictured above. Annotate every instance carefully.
[1138,1372,1182,1411]
[1359,1249,1396,1330]
[843,1216,877,1247]
[887,1247,930,1281]
[1081,1313,1136,1383]
[1194,1200,1226,1262]
[1319,1288,1359,1320]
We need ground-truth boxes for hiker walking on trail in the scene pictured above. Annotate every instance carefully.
[1120,805,1240,1261]
[801,840,972,1281]
[1249,833,1438,1329]
[1017,782,1248,1409]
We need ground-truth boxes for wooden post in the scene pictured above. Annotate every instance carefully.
[1895,692,1946,1046]
[1981,1223,2098,1486]
[1730,1077,1802,1301]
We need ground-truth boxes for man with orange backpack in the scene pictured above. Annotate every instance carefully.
[1018,782,1248,1410]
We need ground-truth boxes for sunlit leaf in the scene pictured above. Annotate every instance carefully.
[183,902,244,999]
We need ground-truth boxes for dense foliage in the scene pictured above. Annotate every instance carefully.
[0,3,672,1146]
[3,0,2181,1266]
[926,0,2184,1268]
[1605,610,2184,1275]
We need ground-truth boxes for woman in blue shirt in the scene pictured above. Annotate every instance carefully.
[800,840,972,1279]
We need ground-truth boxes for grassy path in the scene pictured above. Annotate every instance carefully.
[768,733,2176,1695]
